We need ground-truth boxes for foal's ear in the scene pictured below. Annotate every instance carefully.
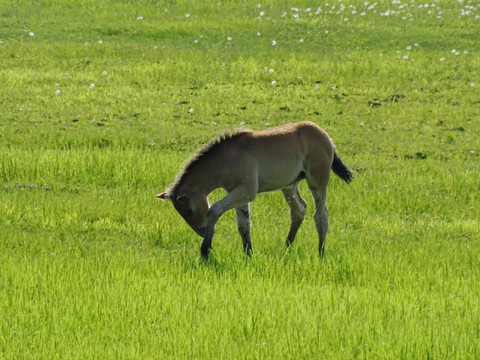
[155,192,170,200]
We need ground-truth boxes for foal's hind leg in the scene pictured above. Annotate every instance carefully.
[281,182,307,249]
[235,204,252,256]
[306,170,330,256]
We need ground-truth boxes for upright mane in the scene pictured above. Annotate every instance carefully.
[165,129,253,198]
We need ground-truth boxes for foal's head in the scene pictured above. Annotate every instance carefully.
[156,192,209,237]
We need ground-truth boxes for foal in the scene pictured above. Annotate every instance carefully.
[156,121,353,258]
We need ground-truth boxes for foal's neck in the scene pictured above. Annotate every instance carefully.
[181,153,221,197]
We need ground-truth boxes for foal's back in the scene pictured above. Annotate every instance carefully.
[226,121,335,193]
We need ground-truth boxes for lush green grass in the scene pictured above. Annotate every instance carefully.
[1,0,479,358]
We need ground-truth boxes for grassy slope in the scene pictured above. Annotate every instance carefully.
[1,0,479,358]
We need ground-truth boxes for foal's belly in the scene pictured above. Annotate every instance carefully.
[257,161,304,193]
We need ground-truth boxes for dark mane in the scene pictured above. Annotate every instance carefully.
[165,129,252,197]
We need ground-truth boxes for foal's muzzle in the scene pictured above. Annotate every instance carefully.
[195,227,207,237]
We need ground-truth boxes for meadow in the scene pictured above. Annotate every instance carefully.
[1,0,479,358]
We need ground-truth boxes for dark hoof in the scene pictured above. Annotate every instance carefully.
[200,245,211,259]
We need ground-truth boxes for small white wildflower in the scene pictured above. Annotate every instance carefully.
[271,40,276,45]
[257,32,261,36]
[271,80,277,85]
[90,83,95,88]
[359,121,364,126]
[463,50,469,54]
[440,57,445,61]
[212,121,217,125]
[469,82,475,87]
[55,90,61,95]
[299,38,304,43]
[260,11,265,16]
[257,4,261,8]
[189,108,194,113]
[136,16,143,20]
[269,68,274,73]
[98,40,103,44]
[451,49,456,53]
[185,13,190,18]
[403,55,408,59]
[29,32,35,37]
[227,36,232,41]
[102,71,107,75]
[406,45,412,50]
[194,39,198,44]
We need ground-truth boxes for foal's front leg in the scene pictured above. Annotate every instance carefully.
[235,204,252,256]
[201,186,254,259]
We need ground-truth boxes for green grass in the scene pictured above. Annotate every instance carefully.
[1,0,480,358]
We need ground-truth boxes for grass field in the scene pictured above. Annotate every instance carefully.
[1,0,479,358]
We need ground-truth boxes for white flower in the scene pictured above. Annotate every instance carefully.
[29,32,35,37]
[469,82,475,87]
[227,36,232,41]
[271,40,276,45]
[271,80,277,85]
[269,68,274,73]
[257,32,261,36]
[102,71,107,75]
[98,40,103,44]
[55,90,61,95]
[257,4,261,8]
[136,16,143,20]
[189,108,194,113]
[299,38,304,43]
[185,13,190,18]
[260,11,265,16]
[439,57,445,61]
[90,83,95,89]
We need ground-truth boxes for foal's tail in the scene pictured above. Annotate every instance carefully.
[332,152,354,184]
